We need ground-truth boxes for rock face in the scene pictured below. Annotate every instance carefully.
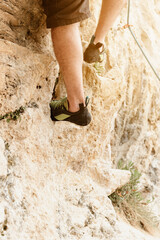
[0,137,7,177]
[0,0,160,239]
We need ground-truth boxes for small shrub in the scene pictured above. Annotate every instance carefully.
[109,160,159,230]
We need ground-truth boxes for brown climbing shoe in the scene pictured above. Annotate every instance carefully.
[50,97,91,126]
[84,35,105,63]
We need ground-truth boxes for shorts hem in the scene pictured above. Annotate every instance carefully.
[46,12,91,29]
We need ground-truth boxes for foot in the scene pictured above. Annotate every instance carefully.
[84,35,105,63]
[50,97,91,126]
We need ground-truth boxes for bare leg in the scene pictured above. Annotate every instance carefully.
[51,23,85,112]
[94,0,127,44]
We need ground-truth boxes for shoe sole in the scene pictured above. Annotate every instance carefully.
[50,109,91,126]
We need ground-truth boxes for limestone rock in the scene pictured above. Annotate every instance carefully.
[89,165,131,195]
[0,137,5,152]
[0,137,7,177]
[0,204,5,224]
[0,152,7,177]
[0,0,160,239]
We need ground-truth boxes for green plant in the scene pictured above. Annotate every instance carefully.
[109,161,142,205]
[109,160,159,230]
[0,106,26,122]
[93,62,105,75]
[0,102,38,123]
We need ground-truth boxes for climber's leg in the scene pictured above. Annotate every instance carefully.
[42,0,90,112]
[42,0,91,125]
[84,0,127,63]
[50,23,91,125]
[94,0,127,44]
[51,23,85,112]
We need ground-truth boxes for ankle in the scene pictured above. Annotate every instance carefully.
[94,35,105,45]
[68,98,85,112]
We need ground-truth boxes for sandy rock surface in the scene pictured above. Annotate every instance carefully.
[0,0,160,239]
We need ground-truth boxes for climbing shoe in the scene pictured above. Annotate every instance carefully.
[84,35,105,63]
[50,97,91,126]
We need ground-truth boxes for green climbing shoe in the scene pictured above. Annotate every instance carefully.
[50,97,91,126]
[84,35,105,63]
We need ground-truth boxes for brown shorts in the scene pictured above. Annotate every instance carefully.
[42,0,90,28]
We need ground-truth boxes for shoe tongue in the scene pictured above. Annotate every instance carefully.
[64,98,69,111]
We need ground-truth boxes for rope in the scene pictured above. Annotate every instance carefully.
[127,0,160,82]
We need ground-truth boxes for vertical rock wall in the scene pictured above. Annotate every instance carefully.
[0,0,160,239]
